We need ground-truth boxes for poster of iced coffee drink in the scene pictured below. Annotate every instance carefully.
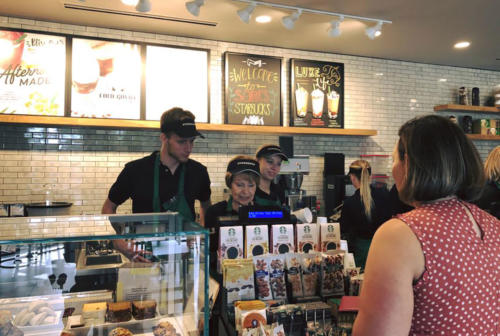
[225,52,282,126]
[0,30,66,116]
[290,59,344,128]
[71,38,141,119]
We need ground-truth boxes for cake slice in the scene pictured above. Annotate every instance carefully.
[132,300,156,320]
[106,302,131,323]
[81,302,106,325]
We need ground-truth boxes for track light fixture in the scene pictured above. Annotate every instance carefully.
[327,15,343,37]
[233,0,391,38]
[365,21,383,40]
[121,0,139,5]
[237,2,257,23]
[282,9,302,30]
[186,0,205,17]
[135,0,151,12]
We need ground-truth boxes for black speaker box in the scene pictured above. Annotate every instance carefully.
[279,136,294,158]
[324,153,345,176]
[324,175,346,218]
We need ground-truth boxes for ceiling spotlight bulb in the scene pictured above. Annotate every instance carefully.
[121,0,139,5]
[327,15,343,37]
[186,0,205,17]
[135,0,151,12]
[237,2,256,24]
[365,21,383,40]
[282,9,302,30]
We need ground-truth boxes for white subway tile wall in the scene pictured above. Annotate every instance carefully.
[0,16,499,217]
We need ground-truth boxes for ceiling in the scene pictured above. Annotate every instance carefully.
[1,0,499,71]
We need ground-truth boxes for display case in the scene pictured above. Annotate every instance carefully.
[0,212,209,336]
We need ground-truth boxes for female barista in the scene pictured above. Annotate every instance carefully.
[339,160,391,270]
[204,155,260,334]
[254,144,288,207]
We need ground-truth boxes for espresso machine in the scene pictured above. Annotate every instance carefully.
[278,155,310,212]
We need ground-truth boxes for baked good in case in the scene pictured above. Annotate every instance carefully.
[106,302,131,323]
[108,327,133,336]
[0,321,24,336]
[0,310,12,325]
[152,321,177,336]
[132,300,156,320]
[82,302,106,325]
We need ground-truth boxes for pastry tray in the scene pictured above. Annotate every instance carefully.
[67,315,188,336]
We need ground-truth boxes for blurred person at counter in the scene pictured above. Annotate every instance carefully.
[339,160,391,270]
[101,107,211,224]
[475,145,500,219]
[353,115,500,336]
[203,155,260,335]
[254,144,288,207]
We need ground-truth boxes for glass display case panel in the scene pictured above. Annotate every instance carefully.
[0,212,209,336]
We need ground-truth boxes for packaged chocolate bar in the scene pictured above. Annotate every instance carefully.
[320,223,341,252]
[219,226,244,273]
[320,250,345,296]
[301,252,321,297]
[253,255,273,301]
[271,224,294,254]
[286,253,304,299]
[268,254,287,300]
[246,225,269,257]
[296,224,318,253]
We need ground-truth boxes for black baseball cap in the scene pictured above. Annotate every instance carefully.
[161,118,205,138]
[256,145,288,160]
[227,158,261,176]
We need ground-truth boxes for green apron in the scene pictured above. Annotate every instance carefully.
[254,194,281,207]
[354,238,372,271]
[152,153,194,221]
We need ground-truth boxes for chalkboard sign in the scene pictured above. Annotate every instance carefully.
[290,59,344,128]
[225,52,282,126]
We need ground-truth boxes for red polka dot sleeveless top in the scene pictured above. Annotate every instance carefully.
[397,197,500,335]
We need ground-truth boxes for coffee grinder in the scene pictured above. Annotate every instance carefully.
[278,155,310,212]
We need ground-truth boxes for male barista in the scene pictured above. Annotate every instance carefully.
[102,107,211,225]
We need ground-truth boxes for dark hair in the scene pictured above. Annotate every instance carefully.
[397,115,484,204]
[160,107,195,136]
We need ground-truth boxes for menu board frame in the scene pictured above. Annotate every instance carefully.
[0,28,67,117]
[0,27,211,123]
[145,44,210,123]
[224,52,282,126]
[290,58,344,128]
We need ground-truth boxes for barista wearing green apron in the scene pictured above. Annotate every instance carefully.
[203,155,260,335]
[102,107,211,224]
[339,160,391,270]
[254,144,288,207]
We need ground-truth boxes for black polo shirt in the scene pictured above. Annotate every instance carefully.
[108,151,211,215]
[255,182,286,206]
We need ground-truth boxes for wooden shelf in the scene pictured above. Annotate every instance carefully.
[434,104,500,114]
[467,134,500,141]
[0,114,377,137]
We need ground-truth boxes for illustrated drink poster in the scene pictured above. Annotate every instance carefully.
[146,46,208,123]
[0,30,65,116]
[290,59,344,128]
[71,38,141,119]
[225,52,281,126]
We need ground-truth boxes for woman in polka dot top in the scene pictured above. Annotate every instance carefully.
[353,115,500,336]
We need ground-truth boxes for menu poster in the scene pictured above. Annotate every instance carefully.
[146,46,208,123]
[290,59,344,128]
[71,38,141,119]
[0,30,66,116]
[225,52,282,126]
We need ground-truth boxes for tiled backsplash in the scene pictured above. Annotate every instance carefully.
[0,16,499,217]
